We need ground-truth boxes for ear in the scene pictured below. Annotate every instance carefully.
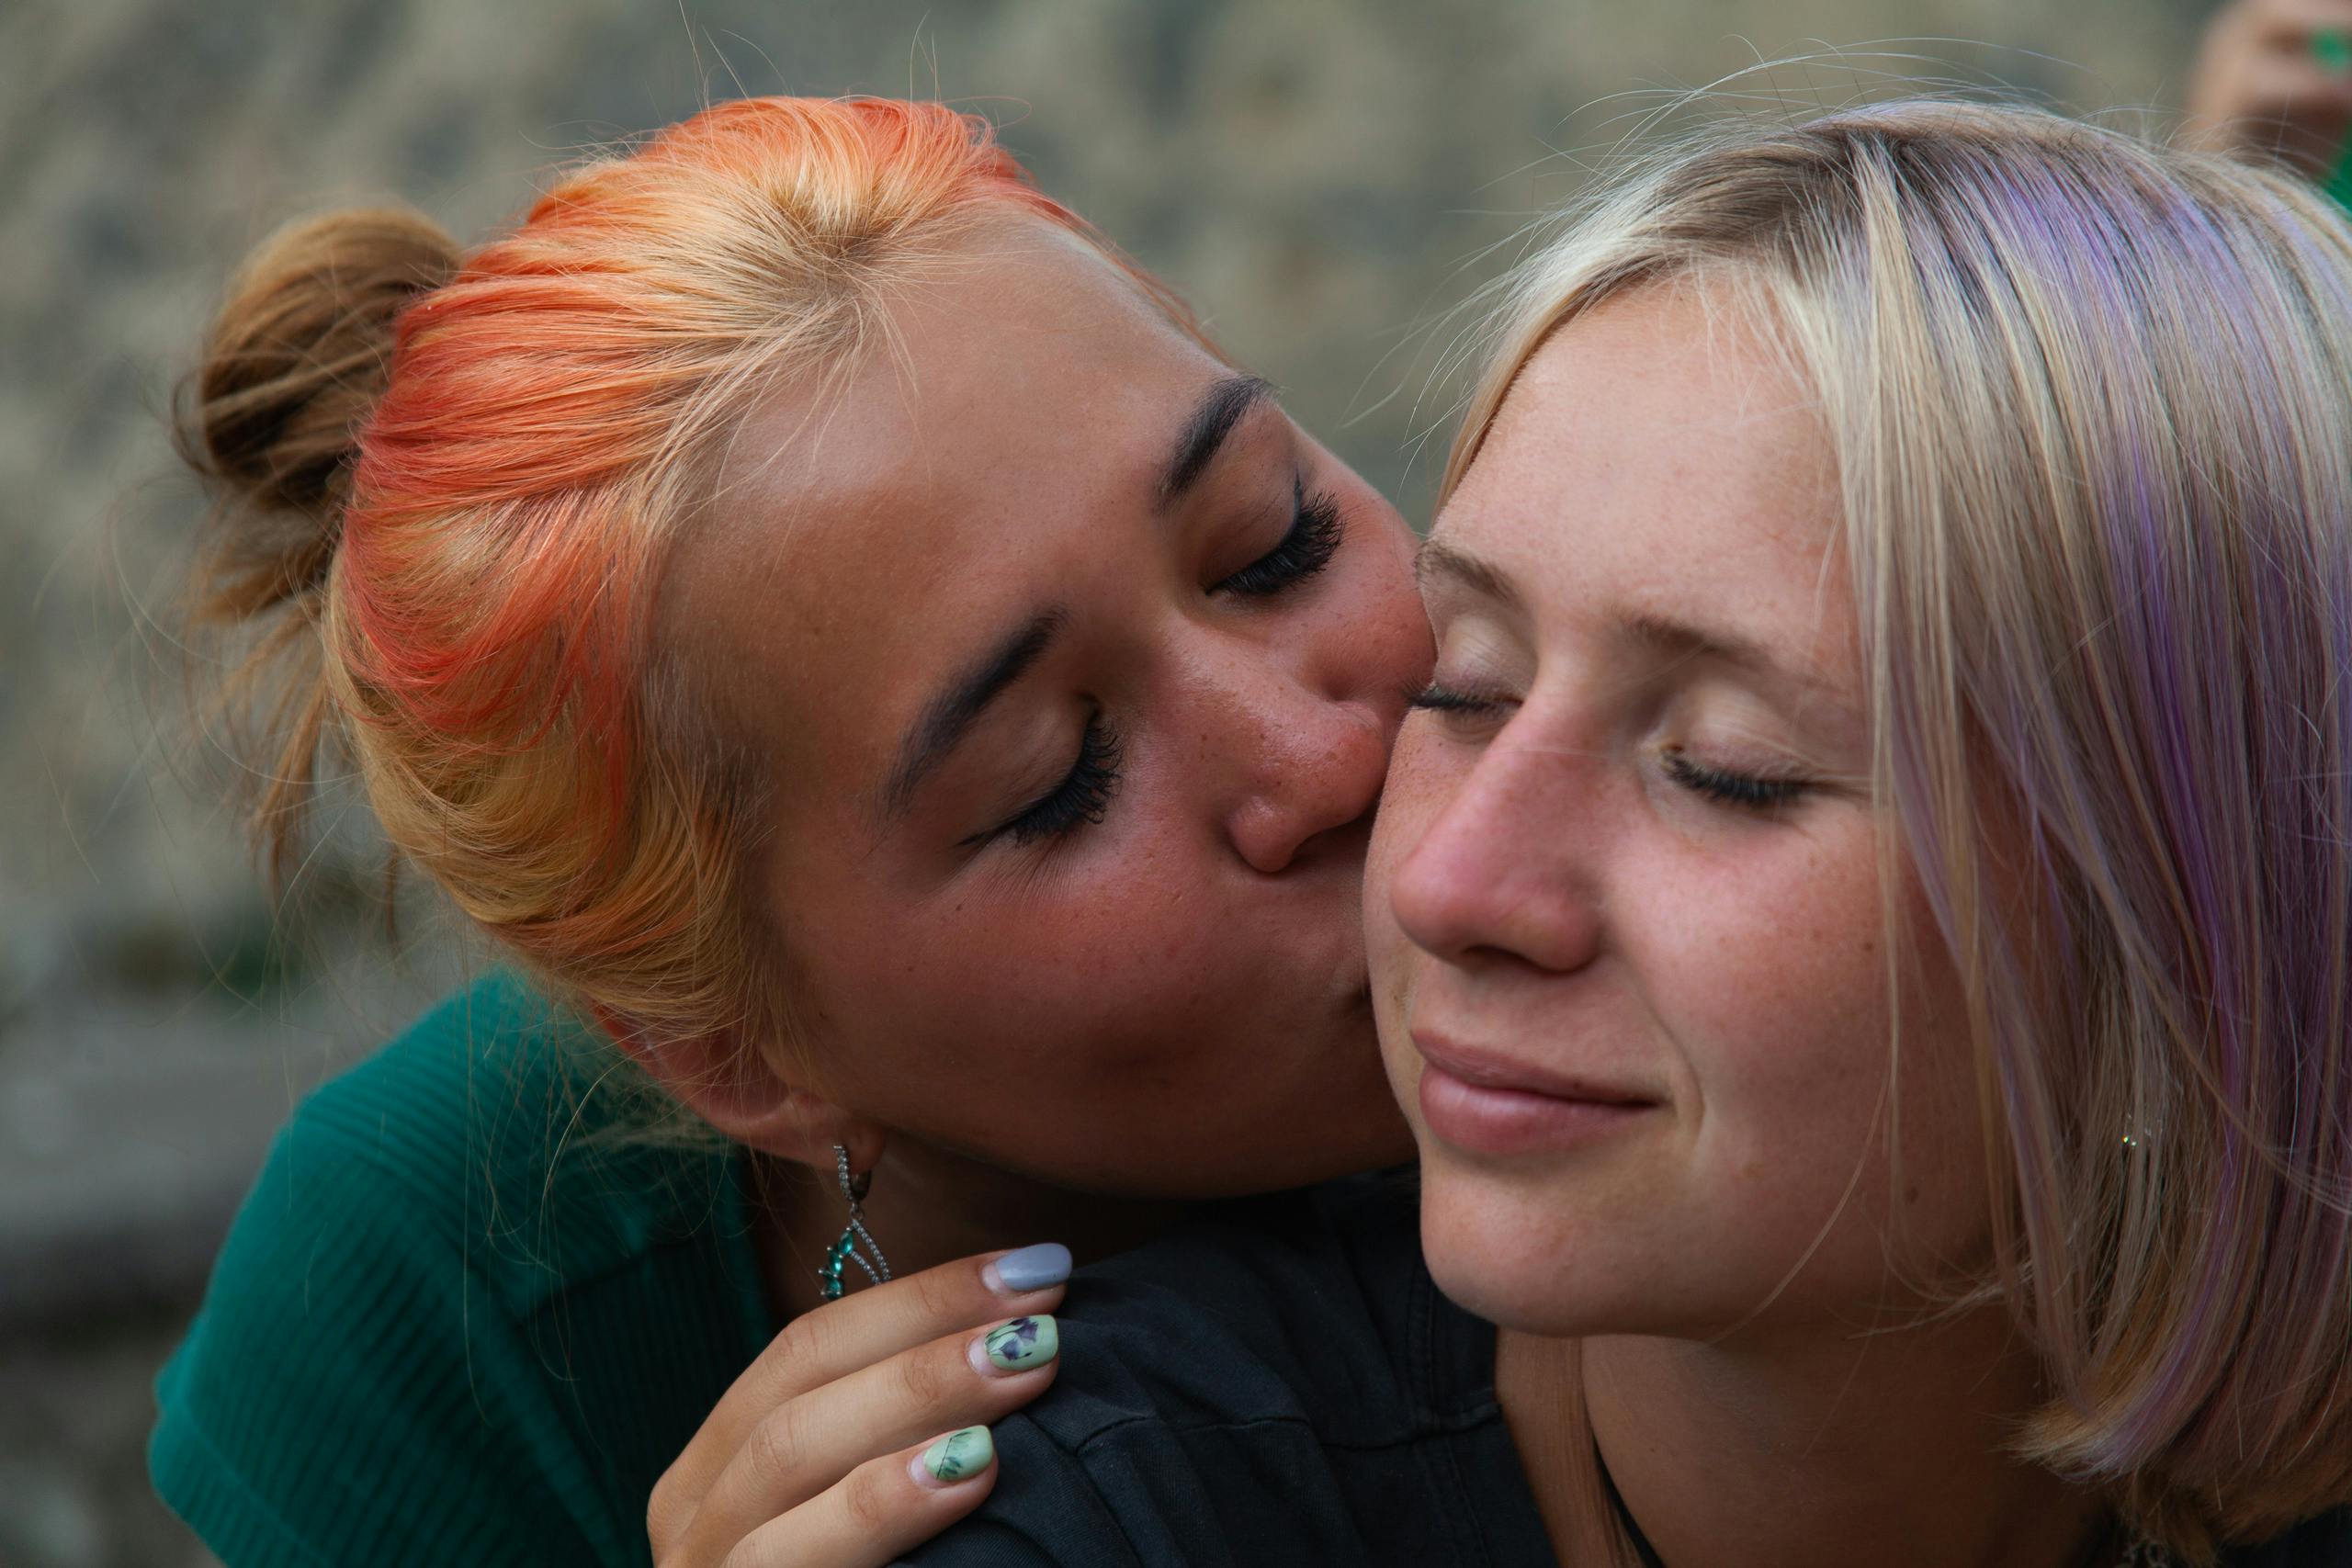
[591,1003,886,1173]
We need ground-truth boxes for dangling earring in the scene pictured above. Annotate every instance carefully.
[818,1145,892,1302]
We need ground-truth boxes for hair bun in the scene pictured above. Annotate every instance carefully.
[180,207,459,614]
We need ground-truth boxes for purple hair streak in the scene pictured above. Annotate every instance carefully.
[1442,98,2352,1559]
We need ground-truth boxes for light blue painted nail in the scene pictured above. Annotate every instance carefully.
[990,1243,1071,1292]
[921,1426,994,1483]
[984,1314,1058,1372]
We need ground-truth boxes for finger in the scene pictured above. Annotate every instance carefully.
[2222,58,2352,166]
[719,1427,1002,1568]
[682,1314,1060,1562]
[2245,0,2352,50]
[650,1245,1069,1553]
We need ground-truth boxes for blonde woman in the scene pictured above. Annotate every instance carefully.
[868,103,2352,1567]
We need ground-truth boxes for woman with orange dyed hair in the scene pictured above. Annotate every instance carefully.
[159,85,2352,1568]
[153,96,1430,1566]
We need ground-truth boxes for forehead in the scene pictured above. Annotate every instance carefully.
[662,220,1228,789]
[1439,287,1845,638]
[708,219,1219,562]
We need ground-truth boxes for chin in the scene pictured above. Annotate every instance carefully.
[1419,1171,1577,1334]
[1233,1083,1415,1193]
[1412,1149,1679,1338]
[1139,1070,1412,1200]
[1237,1002,1418,1187]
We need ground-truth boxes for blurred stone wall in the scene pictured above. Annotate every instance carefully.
[0,0,2206,1562]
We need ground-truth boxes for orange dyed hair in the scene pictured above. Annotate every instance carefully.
[182,97,1193,1040]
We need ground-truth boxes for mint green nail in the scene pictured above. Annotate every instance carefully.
[922,1426,994,1483]
[983,1314,1057,1371]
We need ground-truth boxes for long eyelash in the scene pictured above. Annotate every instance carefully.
[1661,748,1805,810]
[1215,480,1344,597]
[1410,682,1501,715]
[999,713,1124,846]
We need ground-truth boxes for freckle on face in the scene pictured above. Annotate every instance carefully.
[1364,287,1990,1337]
[664,220,1429,1196]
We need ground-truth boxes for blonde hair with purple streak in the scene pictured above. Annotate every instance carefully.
[1446,100,2352,1558]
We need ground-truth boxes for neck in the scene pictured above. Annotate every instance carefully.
[751,1137,1193,1322]
[1498,1309,2113,1568]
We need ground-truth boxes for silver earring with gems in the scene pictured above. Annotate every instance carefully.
[819,1145,891,1302]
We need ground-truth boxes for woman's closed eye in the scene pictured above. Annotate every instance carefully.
[957,471,1343,855]
[1657,747,1809,811]
[1411,682,1812,812]
[1411,681,1506,716]
[1408,681,1519,740]
[1211,479,1344,597]
[960,468,1347,855]
[966,710,1125,850]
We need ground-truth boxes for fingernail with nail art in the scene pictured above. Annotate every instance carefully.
[982,1314,1059,1372]
[917,1426,994,1485]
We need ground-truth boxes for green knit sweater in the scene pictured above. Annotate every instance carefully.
[150,972,776,1567]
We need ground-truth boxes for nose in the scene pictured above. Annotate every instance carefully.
[1186,624,1396,874]
[1223,694,1390,874]
[1385,726,1604,974]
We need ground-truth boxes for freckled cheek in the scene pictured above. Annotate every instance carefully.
[1366,735,1464,1108]
[1364,734,1443,974]
[1639,842,1897,1179]
[851,868,1262,1088]
[1361,808,1410,968]
[1367,721,1453,873]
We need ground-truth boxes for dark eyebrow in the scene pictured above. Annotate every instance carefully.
[881,608,1067,822]
[1415,536,1523,613]
[1159,375,1275,506]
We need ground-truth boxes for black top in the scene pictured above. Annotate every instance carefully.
[904,1172,2352,1568]
[903,1172,1553,1567]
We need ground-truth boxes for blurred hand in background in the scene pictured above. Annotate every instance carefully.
[2186,0,2352,175]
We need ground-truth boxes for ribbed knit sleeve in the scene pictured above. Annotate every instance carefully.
[149,974,775,1568]
[150,1109,613,1567]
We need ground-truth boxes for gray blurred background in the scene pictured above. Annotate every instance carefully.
[0,1,2218,1562]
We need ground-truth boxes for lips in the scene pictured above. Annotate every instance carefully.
[1410,1027,1660,1156]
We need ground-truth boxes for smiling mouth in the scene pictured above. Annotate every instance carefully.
[1410,1029,1659,1156]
